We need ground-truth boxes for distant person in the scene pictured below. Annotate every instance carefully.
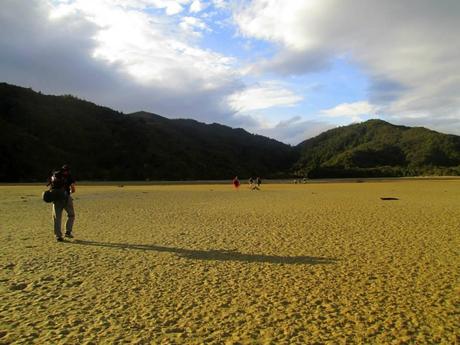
[249,176,260,191]
[256,177,261,187]
[47,164,76,242]
[248,177,254,188]
[233,176,240,189]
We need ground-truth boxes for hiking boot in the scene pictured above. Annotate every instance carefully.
[56,237,64,242]
[65,233,74,239]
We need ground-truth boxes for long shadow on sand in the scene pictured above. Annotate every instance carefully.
[70,240,336,265]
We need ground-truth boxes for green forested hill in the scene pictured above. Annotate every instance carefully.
[1,83,459,181]
[0,83,296,181]
[294,119,460,177]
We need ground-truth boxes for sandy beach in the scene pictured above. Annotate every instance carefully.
[1,181,459,344]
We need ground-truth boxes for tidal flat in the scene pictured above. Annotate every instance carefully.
[0,181,459,344]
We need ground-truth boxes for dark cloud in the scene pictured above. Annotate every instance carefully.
[368,77,408,104]
[255,49,331,76]
[0,1,122,98]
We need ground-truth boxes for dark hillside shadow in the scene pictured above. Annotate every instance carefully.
[71,240,336,265]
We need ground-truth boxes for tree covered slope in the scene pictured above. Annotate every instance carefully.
[294,119,460,177]
[0,83,296,181]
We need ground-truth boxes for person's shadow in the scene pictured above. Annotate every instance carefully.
[70,240,337,265]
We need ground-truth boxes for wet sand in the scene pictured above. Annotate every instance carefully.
[0,181,459,344]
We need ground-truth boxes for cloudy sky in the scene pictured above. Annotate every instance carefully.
[1,0,459,144]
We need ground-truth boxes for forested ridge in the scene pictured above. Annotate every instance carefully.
[1,83,459,181]
[294,119,460,178]
[0,83,296,181]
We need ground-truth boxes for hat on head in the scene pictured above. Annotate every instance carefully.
[62,164,70,171]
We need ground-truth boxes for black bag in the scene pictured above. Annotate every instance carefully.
[42,189,67,203]
[42,190,53,203]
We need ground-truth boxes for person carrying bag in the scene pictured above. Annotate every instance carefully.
[44,164,76,242]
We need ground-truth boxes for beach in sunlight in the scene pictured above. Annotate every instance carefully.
[1,180,459,344]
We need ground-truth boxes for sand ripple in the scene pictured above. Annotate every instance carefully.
[0,181,459,344]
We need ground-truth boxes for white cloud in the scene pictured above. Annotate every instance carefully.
[211,0,228,9]
[322,101,379,122]
[234,0,323,50]
[150,0,190,15]
[179,16,210,36]
[233,0,460,132]
[250,117,335,144]
[227,81,303,113]
[48,0,236,89]
[189,0,206,13]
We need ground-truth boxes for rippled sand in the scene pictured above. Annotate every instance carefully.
[1,181,459,344]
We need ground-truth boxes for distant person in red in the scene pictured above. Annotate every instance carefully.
[233,176,240,189]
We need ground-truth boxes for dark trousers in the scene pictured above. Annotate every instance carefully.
[52,196,75,238]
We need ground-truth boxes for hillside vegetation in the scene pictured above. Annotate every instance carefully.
[0,83,296,181]
[294,120,460,177]
[1,82,459,181]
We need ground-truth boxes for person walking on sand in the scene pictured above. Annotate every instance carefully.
[250,176,260,191]
[47,164,76,242]
[233,176,240,189]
